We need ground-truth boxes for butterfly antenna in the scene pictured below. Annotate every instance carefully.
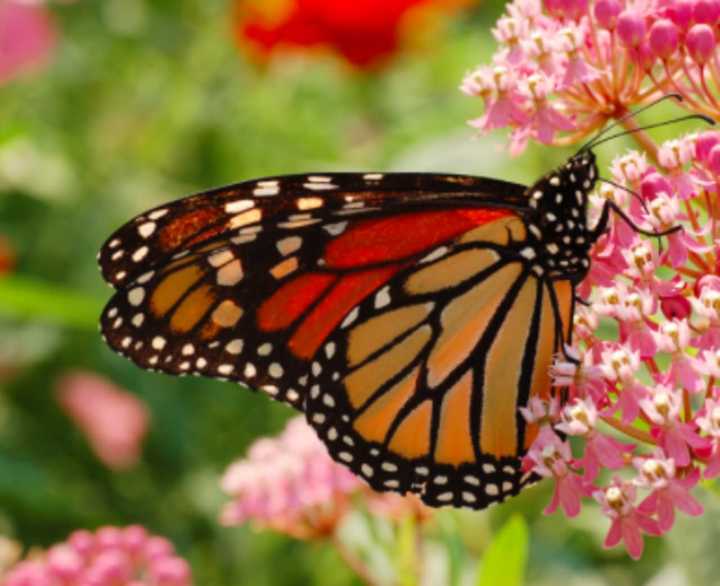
[579,94,683,152]
[587,113,715,150]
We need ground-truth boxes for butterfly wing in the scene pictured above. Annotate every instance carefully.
[99,173,529,409]
[304,230,574,508]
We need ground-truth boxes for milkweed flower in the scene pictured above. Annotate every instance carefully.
[3,526,192,586]
[233,0,470,70]
[467,0,720,559]
[463,0,720,152]
[221,416,431,540]
[56,371,150,470]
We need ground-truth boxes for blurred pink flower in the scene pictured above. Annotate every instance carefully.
[56,371,150,470]
[220,416,431,539]
[3,525,192,586]
[220,416,363,539]
[0,0,57,84]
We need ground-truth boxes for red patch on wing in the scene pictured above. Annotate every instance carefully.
[159,208,225,251]
[323,209,513,269]
[257,273,338,332]
[289,265,400,359]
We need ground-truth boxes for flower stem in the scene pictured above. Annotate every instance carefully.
[600,414,656,445]
[618,110,660,164]
[332,535,378,586]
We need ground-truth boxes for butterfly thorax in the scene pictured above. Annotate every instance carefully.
[524,151,599,282]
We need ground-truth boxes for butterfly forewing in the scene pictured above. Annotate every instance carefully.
[99,173,530,411]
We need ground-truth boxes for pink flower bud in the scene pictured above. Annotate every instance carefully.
[687,23,717,63]
[695,0,720,24]
[662,0,694,29]
[695,130,720,161]
[661,294,692,319]
[595,0,622,29]
[617,11,647,48]
[640,171,672,200]
[649,19,679,60]
[708,144,720,174]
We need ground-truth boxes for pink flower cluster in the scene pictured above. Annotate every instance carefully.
[3,526,191,586]
[462,0,720,154]
[220,416,429,539]
[516,130,720,559]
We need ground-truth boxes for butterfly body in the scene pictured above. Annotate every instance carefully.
[98,152,601,509]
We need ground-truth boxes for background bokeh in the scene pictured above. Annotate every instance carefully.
[1,0,717,584]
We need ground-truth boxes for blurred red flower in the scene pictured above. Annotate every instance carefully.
[0,236,14,275]
[0,0,57,83]
[234,0,470,69]
[56,371,150,471]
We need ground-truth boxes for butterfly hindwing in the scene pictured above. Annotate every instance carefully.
[99,173,529,409]
[304,220,575,507]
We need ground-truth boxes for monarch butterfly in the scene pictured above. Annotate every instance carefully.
[97,104,704,509]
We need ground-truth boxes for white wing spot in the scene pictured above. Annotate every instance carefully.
[253,185,280,197]
[485,484,499,496]
[229,209,262,228]
[225,200,254,214]
[269,363,284,378]
[549,176,560,186]
[420,246,448,263]
[374,286,391,309]
[182,344,195,356]
[482,463,496,473]
[137,270,154,284]
[217,260,244,286]
[132,247,149,262]
[152,336,166,350]
[324,342,336,359]
[341,307,359,328]
[111,250,124,261]
[208,249,234,267]
[138,222,156,238]
[361,464,374,477]
[303,182,336,191]
[296,197,324,210]
[218,364,234,375]
[363,173,384,181]
[131,313,145,327]
[258,343,272,356]
[225,339,243,354]
[244,363,257,378]
[437,492,453,502]
[277,236,302,256]
[149,209,168,220]
[196,358,207,369]
[323,222,348,236]
[128,287,145,306]
[108,239,121,249]
[312,362,322,376]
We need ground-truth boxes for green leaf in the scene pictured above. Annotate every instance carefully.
[476,515,529,586]
[0,275,104,330]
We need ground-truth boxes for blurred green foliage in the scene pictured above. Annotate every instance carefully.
[2,0,719,584]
